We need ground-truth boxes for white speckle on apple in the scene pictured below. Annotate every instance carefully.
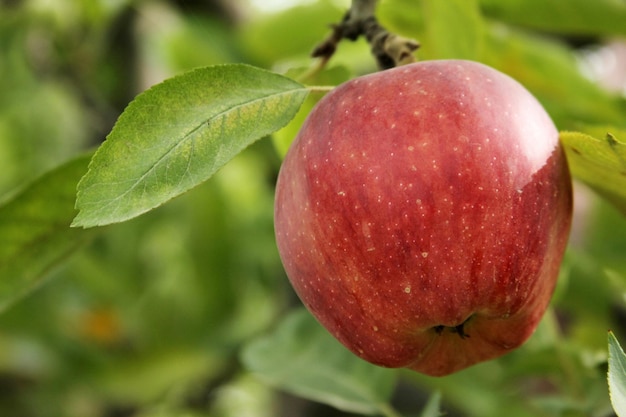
[405,286,412,294]
[421,252,429,258]
[362,222,372,237]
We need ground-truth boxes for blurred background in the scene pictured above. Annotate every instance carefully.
[1,0,626,416]
[0,1,307,416]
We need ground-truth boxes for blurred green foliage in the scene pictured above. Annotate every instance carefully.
[1,0,626,416]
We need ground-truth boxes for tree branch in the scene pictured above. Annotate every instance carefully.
[311,0,419,70]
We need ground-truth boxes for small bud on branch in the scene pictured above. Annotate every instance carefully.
[311,0,419,70]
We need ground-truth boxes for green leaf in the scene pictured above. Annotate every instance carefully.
[479,0,626,37]
[608,331,626,417]
[420,391,442,417]
[379,0,425,42]
[72,64,308,228]
[238,0,344,66]
[97,348,220,405]
[241,309,398,415]
[0,153,97,313]
[560,129,626,215]
[420,0,485,60]
[482,26,626,129]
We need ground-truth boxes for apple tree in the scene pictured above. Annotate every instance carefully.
[1,0,626,416]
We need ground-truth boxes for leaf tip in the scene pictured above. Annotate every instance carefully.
[69,216,85,229]
[69,212,91,229]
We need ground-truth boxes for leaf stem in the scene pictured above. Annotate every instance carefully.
[306,85,335,94]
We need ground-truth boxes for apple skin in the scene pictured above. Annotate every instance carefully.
[274,60,572,376]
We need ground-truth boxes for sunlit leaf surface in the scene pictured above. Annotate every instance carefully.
[609,331,626,417]
[561,128,626,215]
[73,64,308,228]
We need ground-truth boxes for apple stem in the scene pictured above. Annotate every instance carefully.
[310,0,420,70]
[306,85,336,94]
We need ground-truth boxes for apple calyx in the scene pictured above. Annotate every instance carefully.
[434,316,473,339]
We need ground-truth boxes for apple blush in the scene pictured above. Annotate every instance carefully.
[274,60,572,376]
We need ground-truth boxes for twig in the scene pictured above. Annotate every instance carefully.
[311,0,419,70]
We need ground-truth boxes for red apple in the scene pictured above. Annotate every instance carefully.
[274,60,572,376]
